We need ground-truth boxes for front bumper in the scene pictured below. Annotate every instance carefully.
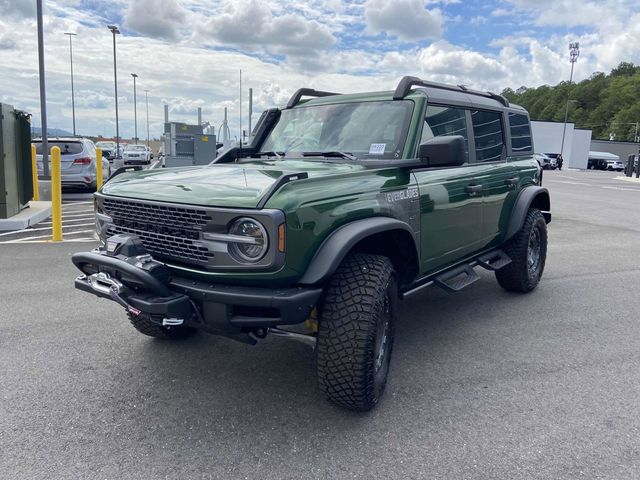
[123,157,148,165]
[72,244,321,335]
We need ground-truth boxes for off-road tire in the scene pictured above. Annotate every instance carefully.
[316,253,397,411]
[127,312,196,340]
[496,208,547,293]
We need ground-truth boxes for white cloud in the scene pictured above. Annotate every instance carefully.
[364,0,443,41]
[123,0,188,41]
[0,0,35,18]
[197,0,336,56]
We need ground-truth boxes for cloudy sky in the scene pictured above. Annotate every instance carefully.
[0,0,638,140]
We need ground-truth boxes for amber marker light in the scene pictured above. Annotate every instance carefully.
[278,224,286,253]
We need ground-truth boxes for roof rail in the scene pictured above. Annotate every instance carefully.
[286,88,341,109]
[393,75,509,107]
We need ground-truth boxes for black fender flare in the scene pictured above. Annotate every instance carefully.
[505,186,551,240]
[297,217,418,285]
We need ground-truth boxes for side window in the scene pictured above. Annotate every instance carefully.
[471,110,505,163]
[508,113,532,153]
[421,105,469,163]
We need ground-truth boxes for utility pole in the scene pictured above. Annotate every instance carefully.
[64,32,77,136]
[36,0,49,177]
[560,42,580,161]
[144,90,150,147]
[131,73,138,143]
[107,25,120,157]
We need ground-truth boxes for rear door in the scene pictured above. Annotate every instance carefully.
[413,104,485,274]
[468,109,517,246]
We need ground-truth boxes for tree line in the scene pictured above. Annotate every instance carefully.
[501,62,640,142]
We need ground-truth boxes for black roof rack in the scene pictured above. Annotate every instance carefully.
[392,75,509,107]
[286,88,341,109]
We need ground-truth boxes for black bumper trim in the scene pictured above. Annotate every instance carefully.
[169,276,322,327]
[72,250,322,328]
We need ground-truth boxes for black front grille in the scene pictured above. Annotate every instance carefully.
[102,197,213,266]
[107,226,213,265]
[102,197,211,229]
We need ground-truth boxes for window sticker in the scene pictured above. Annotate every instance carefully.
[369,143,386,155]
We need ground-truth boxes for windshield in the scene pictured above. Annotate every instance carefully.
[33,141,83,155]
[126,145,146,151]
[96,142,115,148]
[259,100,414,160]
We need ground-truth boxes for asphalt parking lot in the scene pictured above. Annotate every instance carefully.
[1,169,639,479]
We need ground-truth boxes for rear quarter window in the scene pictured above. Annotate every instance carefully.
[508,113,532,153]
[471,110,505,163]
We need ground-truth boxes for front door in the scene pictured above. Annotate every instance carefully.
[414,105,484,275]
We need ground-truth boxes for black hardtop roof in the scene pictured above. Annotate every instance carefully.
[287,76,528,115]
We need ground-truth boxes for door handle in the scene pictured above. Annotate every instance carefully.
[465,184,483,196]
[505,177,519,187]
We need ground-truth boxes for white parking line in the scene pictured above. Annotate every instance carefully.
[555,180,592,186]
[31,217,95,228]
[62,201,93,206]
[601,186,640,192]
[0,222,95,236]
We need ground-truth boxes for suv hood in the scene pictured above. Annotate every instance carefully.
[101,160,365,208]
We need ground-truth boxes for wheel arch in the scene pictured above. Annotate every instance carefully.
[505,186,551,241]
[297,217,419,287]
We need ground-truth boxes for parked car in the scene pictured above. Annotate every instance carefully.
[534,153,557,170]
[588,151,622,171]
[72,76,550,411]
[122,144,151,165]
[33,137,110,191]
[95,141,117,160]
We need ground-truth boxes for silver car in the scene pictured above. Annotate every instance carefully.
[34,138,110,191]
[122,144,151,165]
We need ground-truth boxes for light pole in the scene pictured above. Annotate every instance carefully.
[64,32,77,136]
[107,25,120,157]
[144,89,150,147]
[560,42,580,161]
[36,0,49,177]
[131,73,138,143]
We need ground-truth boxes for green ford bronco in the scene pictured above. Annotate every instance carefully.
[73,76,550,411]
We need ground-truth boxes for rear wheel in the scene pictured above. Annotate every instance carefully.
[316,253,397,411]
[128,312,197,340]
[496,208,547,293]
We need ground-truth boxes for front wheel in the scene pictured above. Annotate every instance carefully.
[316,253,397,411]
[496,208,547,293]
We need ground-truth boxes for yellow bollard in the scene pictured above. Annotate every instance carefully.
[31,144,39,201]
[51,146,63,242]
[96,148,103,190]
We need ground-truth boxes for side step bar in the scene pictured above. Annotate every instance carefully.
[403,249,512,297]
[476,249,512,271]
[433,264,480,292]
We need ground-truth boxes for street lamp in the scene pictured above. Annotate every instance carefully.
[144,89,150,147]
[64,32,77,136]
[107,25,120,157]
[131,73,138,143]
[36,0,49,177]
[560,42,580,161]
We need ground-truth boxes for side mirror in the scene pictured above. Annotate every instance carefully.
[418,135,465,168]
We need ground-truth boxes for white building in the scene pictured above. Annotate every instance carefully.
[530,121,592,169]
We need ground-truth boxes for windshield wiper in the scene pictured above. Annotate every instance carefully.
[254,151,285,159]
[302,151,358,161]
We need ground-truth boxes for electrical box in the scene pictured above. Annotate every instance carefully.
[163,122,217,168]
[0,103,33,219]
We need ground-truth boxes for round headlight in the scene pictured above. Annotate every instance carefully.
[228,217,269,263]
